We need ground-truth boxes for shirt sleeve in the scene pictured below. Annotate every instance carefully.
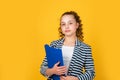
[40,41,55,78]
[40,56,49,77]
[77,46,95,80]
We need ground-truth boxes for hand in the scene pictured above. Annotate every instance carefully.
[60,76,79,80]
[52,62,67,75]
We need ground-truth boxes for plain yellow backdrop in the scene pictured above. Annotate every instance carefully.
[0,0,120,80]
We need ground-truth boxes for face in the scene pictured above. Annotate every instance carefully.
[60,15,79,37]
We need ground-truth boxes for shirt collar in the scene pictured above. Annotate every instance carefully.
[59,37,81,46]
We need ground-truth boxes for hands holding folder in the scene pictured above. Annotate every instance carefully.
[44,44,67,80]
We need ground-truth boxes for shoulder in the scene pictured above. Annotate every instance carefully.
[50,38,62,44]
[49,38,63,47]
[77,40,91,49]
[77,40,92,54]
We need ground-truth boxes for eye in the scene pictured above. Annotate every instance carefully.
[61,23,65,26]
[69,22,73,24]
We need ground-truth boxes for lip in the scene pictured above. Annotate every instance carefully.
[65,30,70,32]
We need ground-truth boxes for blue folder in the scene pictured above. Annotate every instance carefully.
[44,44,64,80]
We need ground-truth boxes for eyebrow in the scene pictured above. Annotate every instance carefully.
[61,20,75,23]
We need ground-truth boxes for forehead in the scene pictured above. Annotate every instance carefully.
[61,15,75,22]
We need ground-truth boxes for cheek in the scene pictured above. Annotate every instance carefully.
[61,27,65,32]
[61,26,65,30]
[74,24,79,30]
[71,26,77,32]
[71,25,77,30]
[73,28,77,32]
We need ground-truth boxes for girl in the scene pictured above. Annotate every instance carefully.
[40,11,95,80]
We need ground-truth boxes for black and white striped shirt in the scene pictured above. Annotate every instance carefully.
[40,38,95,80]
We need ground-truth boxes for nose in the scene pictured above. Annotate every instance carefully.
[65,24,69,29]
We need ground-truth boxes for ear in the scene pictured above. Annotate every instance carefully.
[76,23,79,29]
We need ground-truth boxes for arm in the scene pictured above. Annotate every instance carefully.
[40,57,67,77]
[77,46,95,80]
[40,57,49,77]
[40,41,67,78]
[60,76,79,80]
[40,41,55,77]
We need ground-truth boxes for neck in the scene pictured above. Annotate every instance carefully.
[63,36,77,46]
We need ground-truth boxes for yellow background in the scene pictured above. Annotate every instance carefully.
[0,0,120,80]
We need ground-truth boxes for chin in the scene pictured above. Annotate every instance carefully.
[65,34,72,37]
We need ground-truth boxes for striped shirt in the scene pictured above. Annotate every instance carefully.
[40,38,95,80]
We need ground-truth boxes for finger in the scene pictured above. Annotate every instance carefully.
[56,66,67,75]
[59,67,67,72]
[58,66,66,69]
[55,62,60,66]
[58,70,67,75]
[59,68,67,72]
[58,67,67,72]
[60,76,66,80]
[56,70,65,75]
